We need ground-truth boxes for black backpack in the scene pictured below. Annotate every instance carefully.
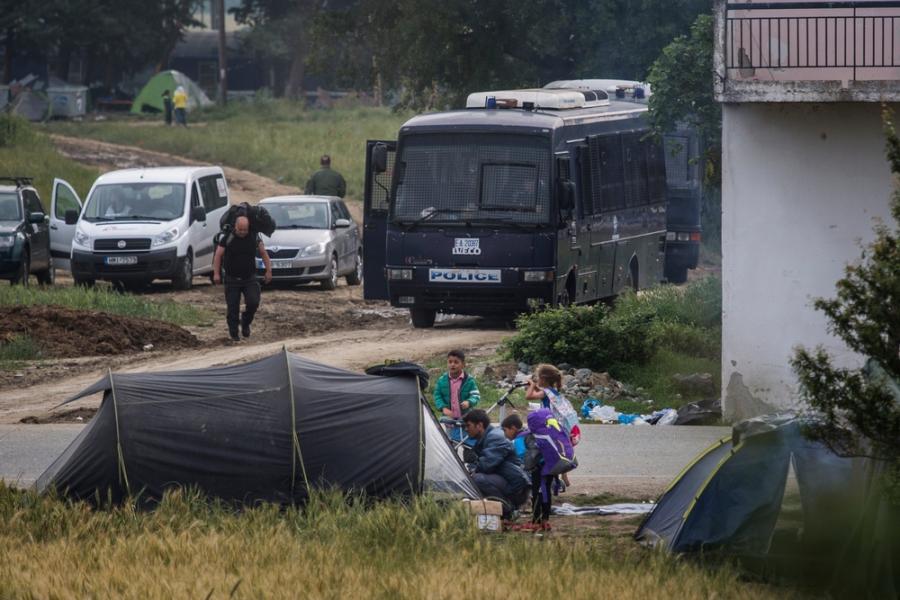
[219,202,277,237]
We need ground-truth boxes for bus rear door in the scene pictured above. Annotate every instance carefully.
[363,140,396,300]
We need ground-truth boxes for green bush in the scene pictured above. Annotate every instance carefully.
[503,303,656,371]
[0,334,42,365]
[504,277,722,372]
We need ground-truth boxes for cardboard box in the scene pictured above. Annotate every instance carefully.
[462,499,503,532]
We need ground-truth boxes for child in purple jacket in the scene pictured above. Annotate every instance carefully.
[526,408,577,531]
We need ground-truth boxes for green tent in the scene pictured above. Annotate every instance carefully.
[130,70,212,114]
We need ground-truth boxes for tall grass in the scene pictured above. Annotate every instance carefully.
[0,484,792,599]
[0,115,97,204]
[0,334,42,369]
[0,284,211,326]
[46,103,411,201]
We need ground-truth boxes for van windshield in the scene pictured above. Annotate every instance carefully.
[391,133,551,226]
[0,193,21,221]
[83,183,185,222]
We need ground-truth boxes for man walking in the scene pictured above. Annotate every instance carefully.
[462,409,531,519]
[173,86,188,127]
[305,155,347,197]
[162,90,173,126]
[213,215,272,342]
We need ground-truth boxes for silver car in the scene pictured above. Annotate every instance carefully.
[256,195,362,289]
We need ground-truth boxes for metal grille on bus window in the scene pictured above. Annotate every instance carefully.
[577,145,594,216]
[589,134,624,212]
[647,140,667,203]
[480,164,538,212]
[622,132,648,208]
[557,156,571,181]
[370,150,395,213]
[392,135,550,225]
[663,135,691,188]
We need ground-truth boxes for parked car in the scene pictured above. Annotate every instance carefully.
[67,167,231,290]
[0,176,78,285]
[256,195,362,289]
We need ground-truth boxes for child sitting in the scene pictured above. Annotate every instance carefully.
[502,414,545,530]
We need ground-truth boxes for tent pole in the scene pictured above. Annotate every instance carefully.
[108,368,131,498]
[285,347,310,499]
[416,375,425,494]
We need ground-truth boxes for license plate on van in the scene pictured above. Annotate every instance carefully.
[105,256,138,266]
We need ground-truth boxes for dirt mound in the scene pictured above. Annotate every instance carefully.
[0,306,199,358]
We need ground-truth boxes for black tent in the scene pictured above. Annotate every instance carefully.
[36,349,479,504]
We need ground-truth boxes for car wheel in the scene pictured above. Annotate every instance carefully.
[410,308,436,328]
[320,255,338,290]
[665,263,689,284]
[12,251,29,287]
[346,252,362,286]
[173,253,193,291]
[36,257,55,286]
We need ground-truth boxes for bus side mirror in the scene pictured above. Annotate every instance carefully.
[372,143,388,174]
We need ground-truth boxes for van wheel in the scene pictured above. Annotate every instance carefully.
[321,255,338,290]
[173,253,193,291]
[346,252,362,286]
[410,308,436,328]
[665,263,688,284]
[36,257,55,286]
[12,251,29,286]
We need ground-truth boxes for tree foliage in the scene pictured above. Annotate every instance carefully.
[791,110,900,500]
[646,12,720,183]
[1,0,201,84]
[303,0,711,107]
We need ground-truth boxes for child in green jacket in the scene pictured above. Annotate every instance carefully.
[434,349,481,418]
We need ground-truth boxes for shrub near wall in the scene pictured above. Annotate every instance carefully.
[503,277,722,372]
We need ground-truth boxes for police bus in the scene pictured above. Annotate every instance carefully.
[363,80,668,328]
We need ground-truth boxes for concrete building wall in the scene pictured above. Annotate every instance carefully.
[721,102,896,421]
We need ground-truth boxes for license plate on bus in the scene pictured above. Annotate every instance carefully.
[428,268,501,284]
[104,255,138,266]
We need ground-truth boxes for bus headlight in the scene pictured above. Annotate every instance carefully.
[387,268,413,280]
[523,270,554,282]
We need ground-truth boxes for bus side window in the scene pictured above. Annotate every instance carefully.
[576,144,595,218]
[556,155,575,221]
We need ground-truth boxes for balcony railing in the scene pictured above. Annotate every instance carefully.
[725,1,900,79]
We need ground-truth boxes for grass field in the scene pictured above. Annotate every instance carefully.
[0,284,212,327]
[0,115,97,203]
[46,103,411,201]
[0,484,795,599]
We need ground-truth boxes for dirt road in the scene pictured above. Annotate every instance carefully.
[0,137,510,423]
[0,324,509,424]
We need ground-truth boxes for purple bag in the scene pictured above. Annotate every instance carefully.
[527,409,577,477]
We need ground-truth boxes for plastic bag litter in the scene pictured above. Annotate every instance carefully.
[589,405,620,422]
[581,397,603,419]
[552,502,655,516]
[618,413,639,425]
[648,408,678,426]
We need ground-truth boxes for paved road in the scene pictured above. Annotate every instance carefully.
[0,423,730,498]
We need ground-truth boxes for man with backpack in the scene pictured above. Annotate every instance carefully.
[213,215,272,342]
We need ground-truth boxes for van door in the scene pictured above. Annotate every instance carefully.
[49,178,82,271]
[197,174,228,272]
[363,139,396,300]
[188,181,208,272]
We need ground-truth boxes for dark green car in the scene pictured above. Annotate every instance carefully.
[0,177,55,285]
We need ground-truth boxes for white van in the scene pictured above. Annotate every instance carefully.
[65,167,231,290]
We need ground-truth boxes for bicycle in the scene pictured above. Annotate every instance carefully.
[439,381,528,462]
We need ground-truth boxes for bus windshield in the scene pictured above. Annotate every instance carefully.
[391,133,551,226]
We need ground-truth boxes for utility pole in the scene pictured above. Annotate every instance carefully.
[216,0,227,106]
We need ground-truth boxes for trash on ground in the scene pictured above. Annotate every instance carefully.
[552,502,655,516]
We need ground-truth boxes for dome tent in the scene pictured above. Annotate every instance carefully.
[130,70,212,115]
[36,349,479,505]
[635,413,898,594]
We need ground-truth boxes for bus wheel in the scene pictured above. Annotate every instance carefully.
[410,308,436,328]
[665,263,688,284]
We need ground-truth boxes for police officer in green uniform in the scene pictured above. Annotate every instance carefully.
[304,155,347,198]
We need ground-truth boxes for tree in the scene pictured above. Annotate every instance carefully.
[791,110,900,503]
